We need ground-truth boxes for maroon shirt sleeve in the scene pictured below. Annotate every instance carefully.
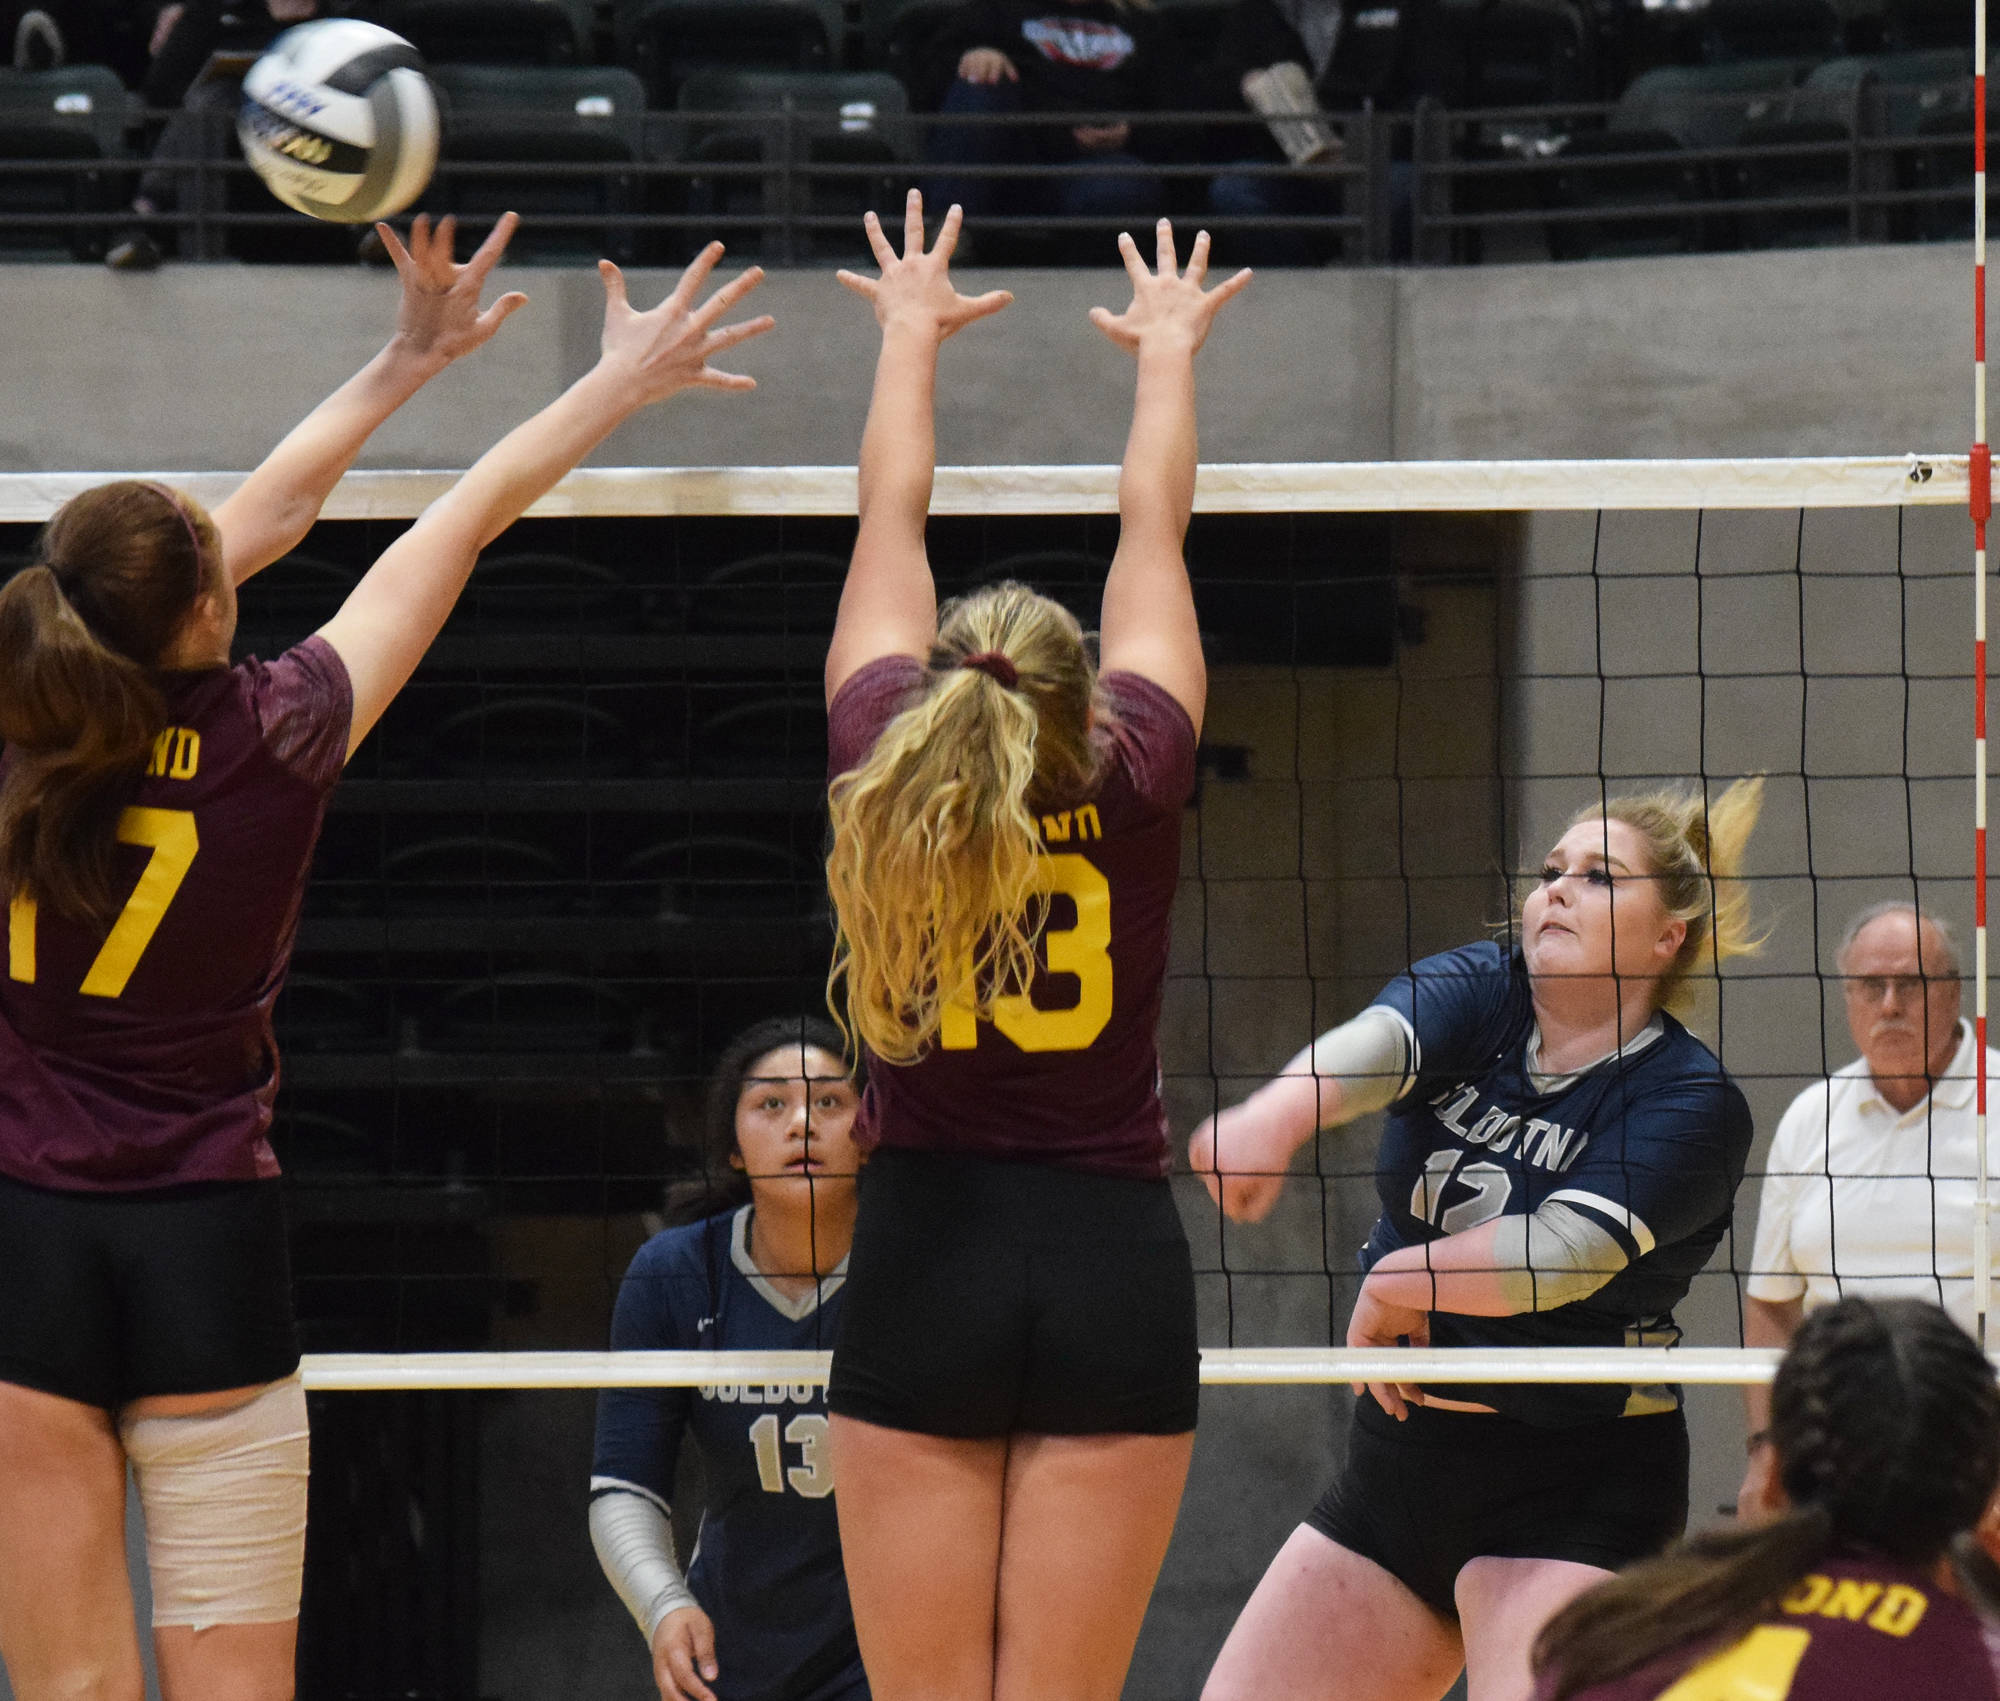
[827,654,925,779]
[1097,671,1197,822]
[248,634,352,790]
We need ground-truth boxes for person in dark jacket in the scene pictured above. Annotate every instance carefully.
[921,0,1170,257]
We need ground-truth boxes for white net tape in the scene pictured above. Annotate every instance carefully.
[0,454,1968,522]
[299,1347,1798,1391]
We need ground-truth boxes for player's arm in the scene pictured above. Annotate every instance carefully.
[213,214,530,589]
[825,189,1011,704]
[1358,1208,1632,1317]
[1189,1006,1413,1222]
[318,244,770,761]
[1090,219,1250,737]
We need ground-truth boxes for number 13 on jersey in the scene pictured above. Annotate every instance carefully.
[940,853,1114,1054]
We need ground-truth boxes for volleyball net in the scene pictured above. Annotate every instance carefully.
[0,453,1980,1401]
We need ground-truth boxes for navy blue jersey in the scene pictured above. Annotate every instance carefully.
[593,1207,861,1701]
[1361,941,1753,1426]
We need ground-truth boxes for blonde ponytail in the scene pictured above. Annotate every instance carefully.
[826,583,1099,1064]
[1575,775,1766,1015]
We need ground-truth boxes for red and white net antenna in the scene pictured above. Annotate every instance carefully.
[1976,0,1991,1352]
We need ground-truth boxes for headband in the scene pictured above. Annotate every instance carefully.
[144,481,207,587]
[958,651,1020,690]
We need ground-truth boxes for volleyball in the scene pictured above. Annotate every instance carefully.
[237,19,438,224]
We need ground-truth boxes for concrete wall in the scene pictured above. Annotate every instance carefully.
[0,241,1976,474]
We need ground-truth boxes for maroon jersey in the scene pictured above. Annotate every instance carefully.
[0,638,351,1191]
[1541,1552,2000,1701]
[827,657,1194,1178]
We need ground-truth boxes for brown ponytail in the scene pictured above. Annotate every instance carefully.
[0,481,214,926]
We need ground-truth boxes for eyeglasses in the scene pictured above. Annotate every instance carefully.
[1843,974,1947,1002]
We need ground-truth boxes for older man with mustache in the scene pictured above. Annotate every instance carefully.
[1739,900,2000,1512]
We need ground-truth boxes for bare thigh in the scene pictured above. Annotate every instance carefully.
[1456,1557,1610,1701]
[991,1430,1193,1701]
[1201,1524,1463,1701]
[830,1414,1009,1701]
[0,1378,144,1701]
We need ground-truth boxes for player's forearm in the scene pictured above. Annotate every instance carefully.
[856,323,940,542]
[1364,1223,1517,1316]
[1251,1008,1411,1146]
[1110,338,1197,561]
[220,338,450,585]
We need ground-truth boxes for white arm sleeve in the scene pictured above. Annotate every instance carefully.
[1306,1006,1416,1123]
[590,1486,699,1642]
[1488,1200,1633,1311]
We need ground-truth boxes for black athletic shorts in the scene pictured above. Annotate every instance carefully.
[1306,1396,1689,1617]
[827,1147,1200,1438]
[0,1171,300,1408]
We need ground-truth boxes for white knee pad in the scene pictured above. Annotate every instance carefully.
[119,1374,311,1629]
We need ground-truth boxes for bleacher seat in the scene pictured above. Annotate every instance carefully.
[677,69,913,260]
[615,833,825,917]
[378,835,577,916]
[615,0,839,107]
[0,64,131,260]
[689,693,829,776]
[1549,127,1705,257]
[430,65,650,263]
[1699,0,1844,62]
[1721,114,1854,245]
[457,550,631,630]
[276,974,395,1054]
[422,974,639,1053]
[426,695,640,777]
[858,0,963,106]
[1613,58,1815,149]
[685,550,848,631]
[368,0,595,65]
[1456,0,1601,107]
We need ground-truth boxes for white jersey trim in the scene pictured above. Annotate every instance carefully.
[1546,1188,1658,1259]
[730,1205,849,1322]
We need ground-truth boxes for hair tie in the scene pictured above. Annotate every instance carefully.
[958,651,1020,690]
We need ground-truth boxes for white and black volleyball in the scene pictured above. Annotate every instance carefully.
[238,19,438,223]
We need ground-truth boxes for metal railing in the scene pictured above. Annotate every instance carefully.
[0,86,1981,266]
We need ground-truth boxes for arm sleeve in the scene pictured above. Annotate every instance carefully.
[1745,1094,1811,1303]
[1541,1069,1754,1264]
[1307,1005,1416,1120]
[1488,1200,1632,1311]
[589,1489,698,1642]
[252,636,353,789]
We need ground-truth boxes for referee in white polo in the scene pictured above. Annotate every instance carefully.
[1739,900,2000,1511]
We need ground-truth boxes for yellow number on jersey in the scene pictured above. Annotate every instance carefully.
[940,852,1114,1054]
[1656,1626,1812,1701]
[6,808,199,999]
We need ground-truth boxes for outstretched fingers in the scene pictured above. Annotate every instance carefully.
[835,268,878,300]
[861,208,897,270]
[463,210,519,284]
[475,291,531,335]
[959,287,1013,325]
[1154,215,1176,278]
[902,186,926,257]
[690,264,766,333]
[1184,227,1210,285]
[1208,265,1254,309]
[374,219,415,277]
[669,240,726,310]
[931,201,964,263]
[1116,229,1150,288]
[598,257,631,316]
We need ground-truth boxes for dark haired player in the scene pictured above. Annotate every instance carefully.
[0,224,771,1701]
[592,1018,865,1701]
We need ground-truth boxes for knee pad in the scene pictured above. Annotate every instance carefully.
[119,1374,310,1629]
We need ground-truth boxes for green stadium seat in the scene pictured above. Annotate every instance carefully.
[370,0,595,65]
[615,0,840,107]
[0,64,132,260]
[429,64,650,262]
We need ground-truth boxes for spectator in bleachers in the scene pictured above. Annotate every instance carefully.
[1199,0,1428,263]
[1738,901,2000,1512]
[108,0,322,270]
[920,0,1170,258]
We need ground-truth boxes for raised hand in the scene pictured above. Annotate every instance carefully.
[595,242,773,404]
[837,189,1012,340]
[379,212,530,366]
[1089,219,1252,356]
